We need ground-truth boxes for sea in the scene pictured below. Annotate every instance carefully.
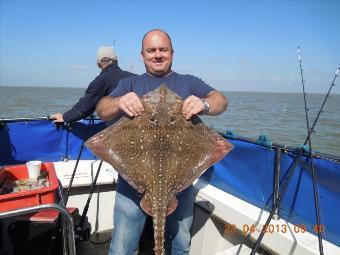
[0,86,339,157]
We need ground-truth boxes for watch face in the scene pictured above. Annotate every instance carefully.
[202,99,209,112]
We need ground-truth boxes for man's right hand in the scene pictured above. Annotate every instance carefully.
[51,113,64,123]
[118,92,144,117]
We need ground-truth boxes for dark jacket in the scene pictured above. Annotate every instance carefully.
[63,63,133,122]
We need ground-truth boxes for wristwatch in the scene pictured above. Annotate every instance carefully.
[201,98,210,113]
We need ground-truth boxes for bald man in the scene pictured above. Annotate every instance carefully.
[96,29,228,255]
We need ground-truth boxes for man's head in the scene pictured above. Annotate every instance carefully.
[141,29,174,77]
[97,46,117,69]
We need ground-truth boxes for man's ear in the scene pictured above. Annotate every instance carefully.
[140,51,145,62]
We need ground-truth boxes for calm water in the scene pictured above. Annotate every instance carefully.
[1,86,339,156]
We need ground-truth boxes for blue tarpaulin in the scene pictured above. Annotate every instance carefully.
[202,138,340,246]
[1,120,339,246]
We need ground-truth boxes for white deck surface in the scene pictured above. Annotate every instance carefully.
[53,160,339,255]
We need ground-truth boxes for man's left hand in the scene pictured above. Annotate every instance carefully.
[182,95,205,120]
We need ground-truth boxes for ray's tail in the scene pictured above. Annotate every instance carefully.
[153,211,166,255]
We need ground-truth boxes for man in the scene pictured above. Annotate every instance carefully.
[96,29,227,255]
[51,46,133,123]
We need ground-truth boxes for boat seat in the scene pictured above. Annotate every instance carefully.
[15,207,79,223]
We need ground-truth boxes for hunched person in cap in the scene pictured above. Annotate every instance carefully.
[52,46,134,123]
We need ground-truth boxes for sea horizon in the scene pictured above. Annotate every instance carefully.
[1,85,339,95]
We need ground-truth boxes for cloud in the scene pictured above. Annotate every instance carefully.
[71,65,95,70]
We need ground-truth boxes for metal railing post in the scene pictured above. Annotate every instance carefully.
[0,204,76,255]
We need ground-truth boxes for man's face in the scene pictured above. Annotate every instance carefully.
[141,31,173,76]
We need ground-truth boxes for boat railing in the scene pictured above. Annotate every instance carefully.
[0,115,100,123]
[0,203,76,255]
[222,131,340,163]
[1,116,339,163]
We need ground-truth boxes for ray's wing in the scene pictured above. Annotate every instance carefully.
[84,91,159,193]
[161,115,233,193]
[176,117,233,192]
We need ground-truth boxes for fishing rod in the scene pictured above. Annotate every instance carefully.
[0,116,103,123]
[76,160,103,241]
[0,115,56,123]
[64,114,95,206]
[298,46,324,254]
[129,59,135,73]
[250,64,340,255]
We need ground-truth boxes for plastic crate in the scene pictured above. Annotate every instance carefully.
[0,162,58,212]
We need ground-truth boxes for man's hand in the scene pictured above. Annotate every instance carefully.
[182,95,206,120]
[118,92,144,117]
[51,113,64,123]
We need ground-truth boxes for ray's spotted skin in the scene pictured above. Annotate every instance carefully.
[85,85,233,255]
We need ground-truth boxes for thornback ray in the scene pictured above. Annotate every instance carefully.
[85,84,233,255]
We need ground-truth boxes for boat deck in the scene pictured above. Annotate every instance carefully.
[78,230,111,255]
[78,217,155,255]
[78,229,154,255]
[0,219,154,255]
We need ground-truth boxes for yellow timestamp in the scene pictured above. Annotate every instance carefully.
[224,223,325,235]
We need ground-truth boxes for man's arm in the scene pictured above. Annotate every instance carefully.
[182,90,227,120]
[96,92,144,121]
[96,96,120,121]
[205,90,228,115]
[51,77,106,123]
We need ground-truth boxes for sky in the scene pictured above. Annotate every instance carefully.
[0,0,339,93]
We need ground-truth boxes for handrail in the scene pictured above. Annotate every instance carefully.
[273,147,281,220]
[0,116,101,123]
[0,116,56,122]
[1,116,339,163]
[222,133,340,163]
[0,203,76,255]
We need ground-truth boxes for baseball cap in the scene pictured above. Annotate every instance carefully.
[96,46,117,63]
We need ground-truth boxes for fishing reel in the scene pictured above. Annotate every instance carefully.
[73,213,91,241]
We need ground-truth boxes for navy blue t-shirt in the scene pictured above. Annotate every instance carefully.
[109,71,214,187]
[110,72,214,99]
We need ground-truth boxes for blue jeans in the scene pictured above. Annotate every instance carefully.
[108,177,194,255]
